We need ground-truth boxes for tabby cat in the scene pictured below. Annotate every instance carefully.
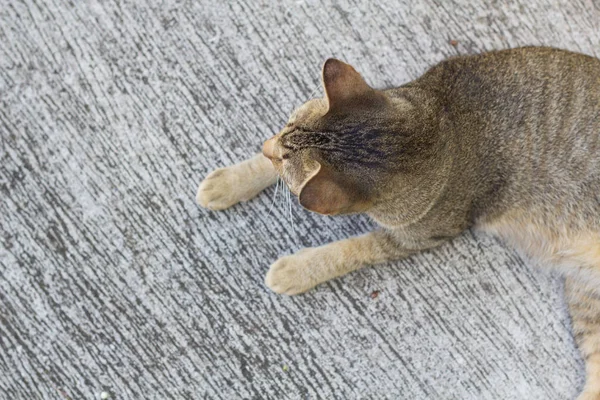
[197,47,600,399]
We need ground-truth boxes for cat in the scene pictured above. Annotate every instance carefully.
[197,47,600,400]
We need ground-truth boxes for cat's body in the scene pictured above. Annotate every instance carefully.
[197,47,600,399]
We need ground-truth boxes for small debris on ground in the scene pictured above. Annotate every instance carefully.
[449,39,459,47]
[282,365,289,372]
[56,387,73,400]
[370,290,380,299]
[100,392,110,400]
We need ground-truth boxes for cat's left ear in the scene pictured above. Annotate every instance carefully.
[322,59,385,112]
[298,162,370,215]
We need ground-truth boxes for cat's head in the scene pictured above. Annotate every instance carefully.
[263,59,436,216]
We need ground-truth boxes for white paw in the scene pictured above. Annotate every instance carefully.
[265,248,331,295]
[196,167,245,210]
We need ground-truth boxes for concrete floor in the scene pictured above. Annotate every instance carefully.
[1,0,599,398]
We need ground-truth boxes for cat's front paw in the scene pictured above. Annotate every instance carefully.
[265,250,321,295]
[197,154,277,211]
[196,167,245,210]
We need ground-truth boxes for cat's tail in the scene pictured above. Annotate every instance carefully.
[566,277,600,400]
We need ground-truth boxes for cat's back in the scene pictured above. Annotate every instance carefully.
[435,47,600,139]
[425,47,600,224]
[438,46,600,98]
[463,47,600,183]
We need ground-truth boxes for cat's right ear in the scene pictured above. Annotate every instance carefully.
[322,59,385,113]
[298,162,369,215]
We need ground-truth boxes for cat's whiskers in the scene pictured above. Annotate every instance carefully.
[267,177,281,218]
[307,82,321,100]
[285,82,321,118]
[286,185,291,225]
[289,186,300,247]
[286,184,295,235]
[291,188,295,233]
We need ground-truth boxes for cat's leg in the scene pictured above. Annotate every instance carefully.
[197,153,278,210]
[265,230,443,295]
[565,277,600,400]
[482,212,600,398]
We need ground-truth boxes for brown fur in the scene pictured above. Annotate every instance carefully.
[198,47,600,399]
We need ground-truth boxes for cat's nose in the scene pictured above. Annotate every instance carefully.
[262,136,277,159]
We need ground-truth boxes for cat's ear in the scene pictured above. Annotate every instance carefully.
[322,59,384,112]
[298,162,369,215]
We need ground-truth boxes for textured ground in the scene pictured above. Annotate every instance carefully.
[1,0,599,399]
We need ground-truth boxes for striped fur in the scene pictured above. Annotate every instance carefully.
[198,47,600,398]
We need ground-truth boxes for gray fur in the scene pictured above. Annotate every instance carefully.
[201,46,600,398]
[274,47,600,398]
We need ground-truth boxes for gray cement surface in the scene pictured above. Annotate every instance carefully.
[1,1,599,399]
